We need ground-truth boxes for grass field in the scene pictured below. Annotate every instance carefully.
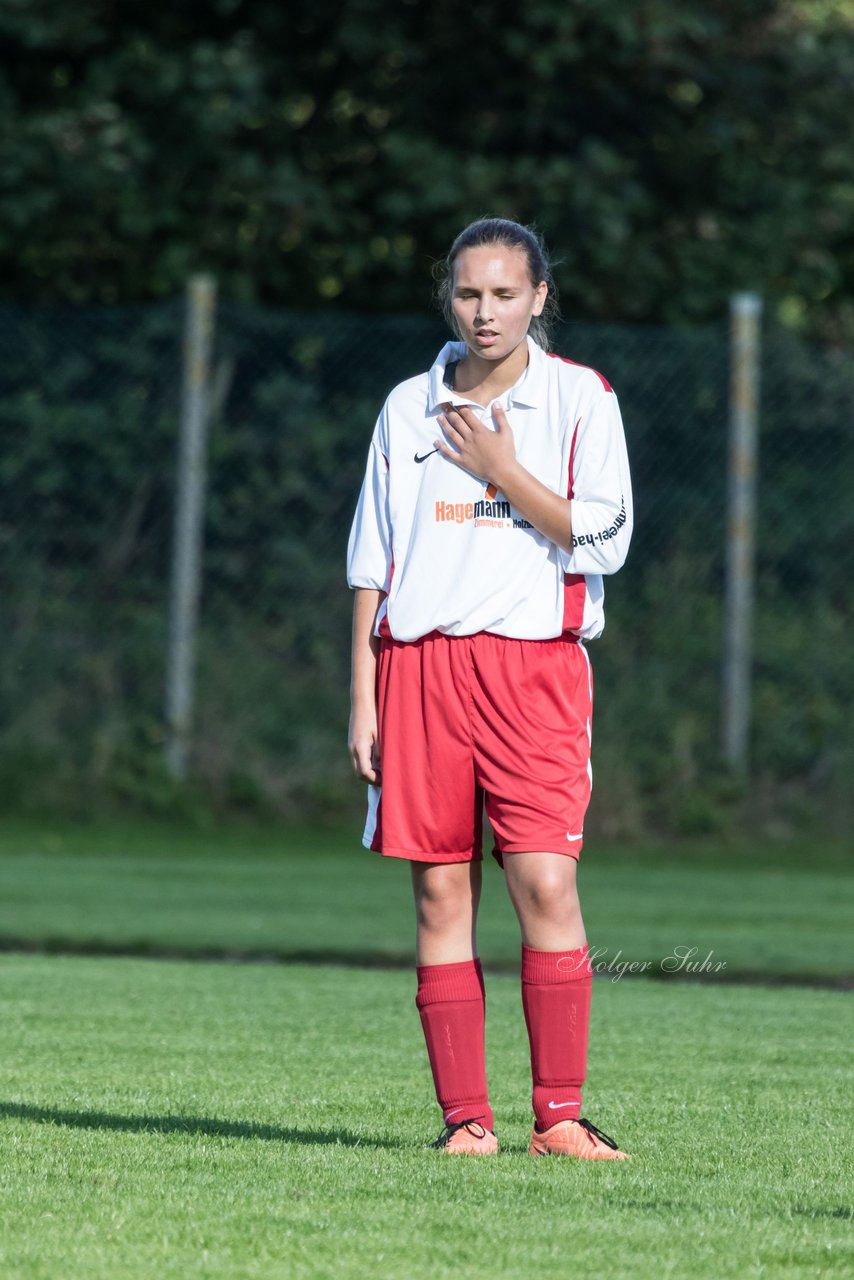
[0,818,851,981]
[0,818,852,1278]
[1,954,851,1280]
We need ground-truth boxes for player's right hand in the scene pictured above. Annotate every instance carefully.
[348,708,381,784]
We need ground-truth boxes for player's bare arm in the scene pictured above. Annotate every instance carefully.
[349,587,385,783]
[436,402,573,553]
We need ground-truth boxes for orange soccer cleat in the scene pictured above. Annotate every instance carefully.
[430,1117,499,1155]
[529,1116,629,1160]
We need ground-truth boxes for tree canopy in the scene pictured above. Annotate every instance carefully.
[2,0,852,340]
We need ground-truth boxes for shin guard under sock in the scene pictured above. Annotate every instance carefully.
[521,942,592,1131]
[415,958,494,1131]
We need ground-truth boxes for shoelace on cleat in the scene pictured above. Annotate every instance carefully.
[430,1116,488,1148]
[576,1117,620,1150]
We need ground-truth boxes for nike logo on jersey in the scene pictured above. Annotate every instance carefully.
[414,448,439,463]
[548,1101,580,1110]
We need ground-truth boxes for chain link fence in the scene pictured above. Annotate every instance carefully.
[1,297,852,835]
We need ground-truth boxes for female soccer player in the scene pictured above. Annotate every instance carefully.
[347,217,632,1158]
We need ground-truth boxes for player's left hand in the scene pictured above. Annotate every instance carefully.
[435,403,517,489]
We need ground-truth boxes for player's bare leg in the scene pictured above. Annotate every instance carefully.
[411,860,481,965]
[410,860,496,1152]
[502,850,585,950]
[503,850,628,1159]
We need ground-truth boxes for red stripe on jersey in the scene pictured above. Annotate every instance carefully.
[562,576,586,632]
[567,418,580,497]
[563,417,585,633]
[549,352,613,393]
[378,551,395,638]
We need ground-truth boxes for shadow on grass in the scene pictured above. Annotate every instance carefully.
[793,1205,853,1220]
[2,937,852,988]
[0,935,414,971]
[0,1100,400,1149]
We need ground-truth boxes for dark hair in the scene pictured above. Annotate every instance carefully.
[434,217,560,351]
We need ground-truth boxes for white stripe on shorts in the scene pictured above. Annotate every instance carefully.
[362,783,381,850]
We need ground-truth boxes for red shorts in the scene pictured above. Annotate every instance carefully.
[363,631,593,865]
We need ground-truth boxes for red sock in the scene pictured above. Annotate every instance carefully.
[415,958,494,1132]
[521,942,592,1131]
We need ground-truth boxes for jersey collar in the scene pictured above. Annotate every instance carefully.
[427,336,546,412]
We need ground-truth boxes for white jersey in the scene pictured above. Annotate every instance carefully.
[347,335,632,642]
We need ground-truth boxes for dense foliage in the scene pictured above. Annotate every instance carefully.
[2,1,853,341]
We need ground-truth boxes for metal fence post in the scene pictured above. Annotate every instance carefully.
[722,292,762,774]
[165,274,217,779]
